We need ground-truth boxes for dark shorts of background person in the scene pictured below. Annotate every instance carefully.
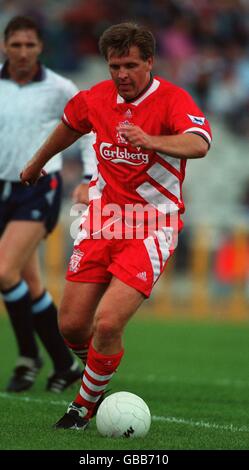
[0,172,62,236]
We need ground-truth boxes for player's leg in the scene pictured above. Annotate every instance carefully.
[55,229,175,429]
[0,220,46,391]
[58,279,108,361]
[22,251,81,392]
[55,277,144,429]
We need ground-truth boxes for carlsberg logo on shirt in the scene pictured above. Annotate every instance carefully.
[100,142,149,165]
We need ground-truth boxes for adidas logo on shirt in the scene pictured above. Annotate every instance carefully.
[136,271,147,282]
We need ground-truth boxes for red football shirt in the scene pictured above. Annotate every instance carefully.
[63,77,212,224]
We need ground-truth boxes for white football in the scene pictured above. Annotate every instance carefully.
[96,391,151,438]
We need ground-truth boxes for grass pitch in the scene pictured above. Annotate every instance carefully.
[0,313,249,450]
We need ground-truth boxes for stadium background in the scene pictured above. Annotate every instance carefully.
[0,0,249,451]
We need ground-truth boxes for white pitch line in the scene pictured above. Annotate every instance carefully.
[0,392,68,406]
[117,374,249,388]
[0,392,248,434]
[152,415,249,433]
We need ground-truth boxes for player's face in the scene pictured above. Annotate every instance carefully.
[108,46,153,100]
[3,29,42,77]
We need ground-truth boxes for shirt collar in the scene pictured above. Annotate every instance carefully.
[116,76,160,107]
[0,61,45,82]
[124,73,154,104]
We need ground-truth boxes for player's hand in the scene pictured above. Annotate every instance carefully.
[20,162,47,186]
[72,183,89,204]
[116,124,153,149]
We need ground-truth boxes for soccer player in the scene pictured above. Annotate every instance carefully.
[20,22,212,427]
[0,16,96,393]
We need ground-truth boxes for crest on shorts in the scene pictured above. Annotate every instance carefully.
[69,249,84,272]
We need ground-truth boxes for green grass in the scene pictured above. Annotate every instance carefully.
[0,313,249,450]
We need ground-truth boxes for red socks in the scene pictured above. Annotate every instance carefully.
[74,341,124,418]
[64,338,91,365]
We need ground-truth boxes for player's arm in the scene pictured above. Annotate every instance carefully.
[20,122,82,185]
[72,131,97,204]
[72,181,90,204]
[117,125,209,159]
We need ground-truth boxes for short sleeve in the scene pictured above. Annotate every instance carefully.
[168,88,212,145]
[62,91,93,135]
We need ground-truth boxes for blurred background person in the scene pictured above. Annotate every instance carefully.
[0,15,95,393]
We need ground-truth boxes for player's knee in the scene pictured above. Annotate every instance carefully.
[58,313,80,343]
[0,264,18,290]
[94,316,121,343]
[58,316,72,339]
